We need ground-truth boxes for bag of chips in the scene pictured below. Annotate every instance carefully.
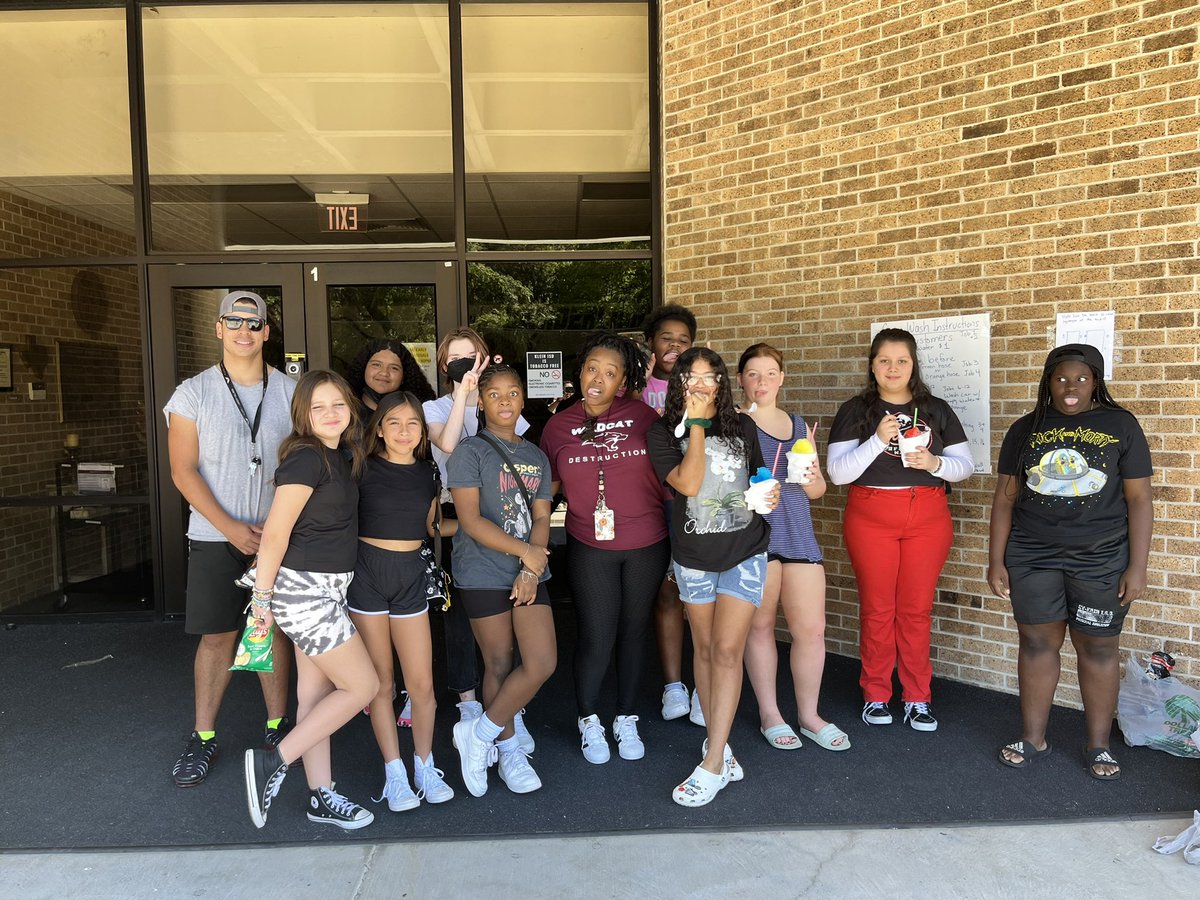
[230,605,274,673]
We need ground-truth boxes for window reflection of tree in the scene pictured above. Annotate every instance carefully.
[327,286,438,378]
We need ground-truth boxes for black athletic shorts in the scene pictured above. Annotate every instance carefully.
[458,582,551,619]
[185,540,253,635]
[347,542,429,618]
[1004,527,1131,637]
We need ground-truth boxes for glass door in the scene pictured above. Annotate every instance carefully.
[148,262,454,619]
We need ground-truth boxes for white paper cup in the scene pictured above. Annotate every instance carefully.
[744,478,778,514]
[897,428,932,467]
[786,451,818,484]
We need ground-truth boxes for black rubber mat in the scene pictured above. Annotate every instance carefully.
[1,616,1195,850]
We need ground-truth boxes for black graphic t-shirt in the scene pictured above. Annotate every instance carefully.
[998,405,1152,545]
[647,413,770,571]
[828,396,968,488]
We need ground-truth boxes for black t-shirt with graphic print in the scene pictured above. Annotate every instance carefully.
[828,395,969,488]
[998,405,1152,545]
[647,412,770,572]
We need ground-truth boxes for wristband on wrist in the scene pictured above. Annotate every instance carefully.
[932,457,944,477]
[684,417,712,429]
[519,568,537,581]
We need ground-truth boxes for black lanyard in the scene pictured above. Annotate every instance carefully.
[219,361,267,469]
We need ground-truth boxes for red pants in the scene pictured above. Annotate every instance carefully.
[843,486,953,704]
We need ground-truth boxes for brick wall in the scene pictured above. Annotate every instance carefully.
[0,191,146,611]
[661,0,1200,702]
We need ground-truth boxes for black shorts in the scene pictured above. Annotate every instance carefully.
[1005,528,1130,637]
[347,542,429,619]
[767,553,823,565]
[458,582,551,619]
[185,540,253,635]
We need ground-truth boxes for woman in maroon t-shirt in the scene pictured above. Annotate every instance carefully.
[541,331,670,766]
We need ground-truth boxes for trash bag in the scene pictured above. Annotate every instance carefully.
[1153,810,1200,865]
[1117,654,1200,758]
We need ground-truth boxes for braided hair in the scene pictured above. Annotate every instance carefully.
[346,339,436,406]
[475,361,525,433]
[573,330,650,401]
[663,347,745,461]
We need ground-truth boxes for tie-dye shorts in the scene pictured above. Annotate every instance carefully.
[271,567,356,657]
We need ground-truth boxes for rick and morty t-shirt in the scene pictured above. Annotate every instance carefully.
[997,405,1151,545]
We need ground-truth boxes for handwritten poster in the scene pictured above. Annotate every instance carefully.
[1055,310,1114,379]
[872,313,991,474]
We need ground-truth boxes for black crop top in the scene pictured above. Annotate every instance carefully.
[358,455,438,541]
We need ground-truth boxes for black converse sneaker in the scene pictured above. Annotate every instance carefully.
[244,746,288,829]
[861,702,893,726]
[307,786,374,830]
[904,701,938,732]
[173,732,218,788]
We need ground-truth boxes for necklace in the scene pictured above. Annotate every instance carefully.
[219,360,268,474]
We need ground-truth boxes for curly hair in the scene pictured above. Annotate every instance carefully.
[345,339,436,405]
[277,370,365,479]
[475,361,525,433]
[363,391,431,462]
[663,347,745,461]
[850,328,933,440]
[573,330,650,400]
[641,303,697,342]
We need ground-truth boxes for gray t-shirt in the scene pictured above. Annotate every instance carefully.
[446,433,552,590]
[424,393,530,487]
[163,365,296,542]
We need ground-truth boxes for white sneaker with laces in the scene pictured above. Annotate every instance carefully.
[413,754,455,804]
[456,700,484,723]
[513,708,535,754]
[498,746,542,794]
[578,714,610,764]
[661,683,689,720]
[904,701,938,732]
[452,718,497,798]
[689,689,706,727]
[374,759,419,812]
[612,715,645,760]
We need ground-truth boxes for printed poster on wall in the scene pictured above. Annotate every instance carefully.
[871,313,991,474]
[1055,310,1114,380]
[525,351,564,400]
[403,342,439,394]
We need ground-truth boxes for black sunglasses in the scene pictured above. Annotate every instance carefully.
[220,315,265,332]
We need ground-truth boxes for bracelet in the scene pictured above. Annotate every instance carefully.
[519,568,537,581]
[251,587,273,600]
[684,417,712,429]
[932,457,944,477]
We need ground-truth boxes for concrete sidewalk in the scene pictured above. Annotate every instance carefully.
[5,816,1196,898]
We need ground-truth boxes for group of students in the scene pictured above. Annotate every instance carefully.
[169,292,1153,829]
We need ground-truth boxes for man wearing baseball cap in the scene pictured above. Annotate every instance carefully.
[163,291,298,787]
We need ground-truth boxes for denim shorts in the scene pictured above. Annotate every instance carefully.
[672,553,767,607]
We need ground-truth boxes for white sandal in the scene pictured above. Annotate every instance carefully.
[672,763,728,807]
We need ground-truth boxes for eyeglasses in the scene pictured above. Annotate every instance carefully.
[220,315,265,332]
[683,373,721,386]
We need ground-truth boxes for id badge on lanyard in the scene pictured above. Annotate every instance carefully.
[594,465,615,541]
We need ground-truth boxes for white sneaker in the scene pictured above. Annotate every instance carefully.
[689,689,706,727]
[373,759,419,812]
[456,700,483,723]
[413,754,455,804]
[672,763,727,807]
[452,718,497,798]
[702,738,743,782]
[904,701,938,732]
[578,714,611,764]
[498,746,542,794]
[661,683,690,720]
[612,715,645,760]
[513,708,535,754]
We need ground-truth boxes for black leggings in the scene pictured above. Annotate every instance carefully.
[567,536,671,718]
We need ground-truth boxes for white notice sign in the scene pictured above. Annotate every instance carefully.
[403,342,439,394]
[1055,311,1114,379]
[525,351,564,400]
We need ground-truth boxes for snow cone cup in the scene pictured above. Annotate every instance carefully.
[786,451,818,484]
[897,427,931,467]
[744,477,778,514]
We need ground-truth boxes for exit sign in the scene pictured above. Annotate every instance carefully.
[320,205,367,232]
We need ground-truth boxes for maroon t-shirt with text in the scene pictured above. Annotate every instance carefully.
[541,395,668,550]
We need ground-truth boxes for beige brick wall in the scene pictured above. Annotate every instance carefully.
[661,0,1200,703]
